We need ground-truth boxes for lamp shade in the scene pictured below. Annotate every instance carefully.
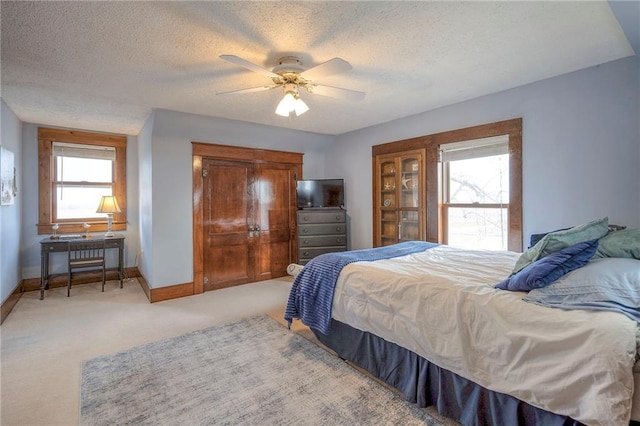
[275,92,296,117]
[293,97,309,116]
[275,83,309,117]
[96,195,121,214]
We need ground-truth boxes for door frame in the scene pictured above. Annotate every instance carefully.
[192,142,303,294]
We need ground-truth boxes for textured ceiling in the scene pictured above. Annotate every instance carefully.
[0,1,634,136]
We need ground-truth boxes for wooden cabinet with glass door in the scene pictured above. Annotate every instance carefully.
[374,149,426,246]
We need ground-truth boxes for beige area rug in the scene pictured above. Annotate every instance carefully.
[81,314,446,425]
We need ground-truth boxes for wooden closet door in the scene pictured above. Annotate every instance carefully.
[253,163,297,281]
[203,159,254,291]
[193,142,303,295]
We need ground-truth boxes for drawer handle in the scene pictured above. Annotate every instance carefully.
[336,227,342,232]
[336,215,341,220]
[302,229,309,233]
[303,251,309,256]
[336,238,343,244]
[303,216,309,221]
[303,240,309,245]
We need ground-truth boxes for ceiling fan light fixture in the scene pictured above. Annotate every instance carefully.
[275,84,308,117]
[293,96,309,116]
[275,91,296,116]
[219,54,365,116]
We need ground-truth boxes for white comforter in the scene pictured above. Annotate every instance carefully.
[331,245,636,426]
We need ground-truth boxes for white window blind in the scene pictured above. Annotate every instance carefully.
[53,142,116,161]
[439,135,509,163]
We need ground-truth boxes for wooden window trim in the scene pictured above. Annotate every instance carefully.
[372,118,522,252]
[37,127,127,235]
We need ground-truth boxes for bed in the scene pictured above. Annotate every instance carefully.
[284,222,640,426]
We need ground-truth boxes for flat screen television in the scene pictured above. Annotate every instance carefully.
[296,179,344,209]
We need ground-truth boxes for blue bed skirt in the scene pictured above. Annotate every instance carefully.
[313,319,583,426]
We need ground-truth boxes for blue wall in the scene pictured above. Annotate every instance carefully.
[142,109,334,287]
[328,56,640,250]
[1,100,23,303]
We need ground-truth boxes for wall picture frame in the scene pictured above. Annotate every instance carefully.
[1,146,17,205]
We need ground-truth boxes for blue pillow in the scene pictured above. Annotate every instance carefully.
[496,239,598,291]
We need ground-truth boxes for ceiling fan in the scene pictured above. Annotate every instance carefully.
[217,55,365,117]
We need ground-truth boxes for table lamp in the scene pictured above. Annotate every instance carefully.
[96,195,121,237]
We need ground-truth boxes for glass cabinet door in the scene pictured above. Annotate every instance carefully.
[378,159,398,246]
[380,210,398,246]
[374,150,425,246]
[398,155,421,241]
[380,160,396,209]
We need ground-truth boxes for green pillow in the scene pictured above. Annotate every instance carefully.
[593,228,640,259]
[512,217,609,275]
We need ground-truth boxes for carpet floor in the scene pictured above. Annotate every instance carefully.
[81,315,445,425]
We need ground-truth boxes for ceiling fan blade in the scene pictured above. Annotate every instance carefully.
[216,85,277,96]
[219,55,279,78]
[300,58,352,81]
[309,84,365,101]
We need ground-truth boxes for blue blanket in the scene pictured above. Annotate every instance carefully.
[284,241,438,334]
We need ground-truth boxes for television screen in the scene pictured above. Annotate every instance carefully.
[297,179,344,209]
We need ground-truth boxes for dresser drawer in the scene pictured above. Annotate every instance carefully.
[297,210,346,224]
[298,246,347,261]
[298,223,346,236]
[299,235,347,247]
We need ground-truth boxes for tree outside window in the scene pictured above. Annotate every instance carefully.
[439,134,513,251]
[443,153,509,250]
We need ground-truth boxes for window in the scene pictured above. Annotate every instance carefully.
[54,142,116,220]
[38,128,126,235]
[426,119,522,252]
[440,135,509,250]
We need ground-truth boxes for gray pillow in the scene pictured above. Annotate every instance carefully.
[512,217,609,275]
[523,258,640,322]
[593,228,640,260]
